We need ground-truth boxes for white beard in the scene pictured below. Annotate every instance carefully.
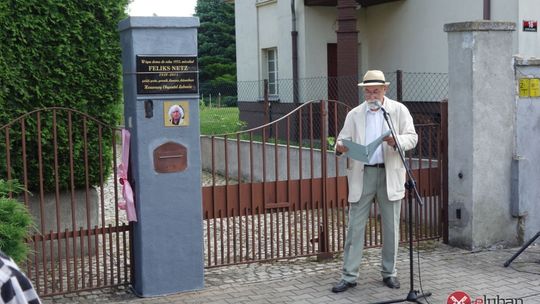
[367,99,381,111]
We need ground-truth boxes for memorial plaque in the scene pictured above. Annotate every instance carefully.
[153,142,187,173]
[136,55,198,94]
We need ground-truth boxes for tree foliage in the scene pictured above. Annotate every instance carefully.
[0,0,128,190]
[195,0,236,99]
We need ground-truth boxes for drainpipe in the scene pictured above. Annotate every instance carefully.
[483,0,491,20]
[291,0,299,105]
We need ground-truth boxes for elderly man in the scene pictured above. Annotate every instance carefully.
[332,70,418,293]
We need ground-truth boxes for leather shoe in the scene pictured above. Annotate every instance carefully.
[383,277,400,289]
[331,279,357,293]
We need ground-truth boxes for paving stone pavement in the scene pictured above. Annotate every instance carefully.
[42,241,540,303]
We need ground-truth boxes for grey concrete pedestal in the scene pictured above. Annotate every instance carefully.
[118,17,203,296]
[444,21,518,250]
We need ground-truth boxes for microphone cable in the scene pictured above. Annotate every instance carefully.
[416,234,431,304]
[387,109,432,304]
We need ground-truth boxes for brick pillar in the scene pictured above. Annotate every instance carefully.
[337,0,358,108]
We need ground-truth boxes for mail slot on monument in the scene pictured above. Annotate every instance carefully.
[153,142,187,173]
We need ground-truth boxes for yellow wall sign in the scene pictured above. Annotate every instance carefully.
[519,78,530,97]
[519,78,540,98]
[530,79,540,97]
[163,101,189,127]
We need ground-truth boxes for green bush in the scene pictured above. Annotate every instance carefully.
[222,96,237,107]
[0,179,33,264]
[0,0,128,191]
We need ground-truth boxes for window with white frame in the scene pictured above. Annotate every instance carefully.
[263,48,278,96]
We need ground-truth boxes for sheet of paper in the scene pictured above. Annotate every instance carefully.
[341,130,391,163]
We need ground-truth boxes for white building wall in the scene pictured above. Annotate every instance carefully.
[235,2,259,83]
[303,6,336,78]
[491,0,518,55]
[518,0,540,58]
[302,6,336,101]
[235,1,293,101]
[362,0,481,73]
[235,1,260,102]
[257,0,296,101]
[235,0,535,102]
[257,3,280,49]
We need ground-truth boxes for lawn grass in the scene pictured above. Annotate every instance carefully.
[199,106,245,135]
[199,106,335,150]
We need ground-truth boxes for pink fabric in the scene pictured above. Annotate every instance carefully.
[117,129,137,222]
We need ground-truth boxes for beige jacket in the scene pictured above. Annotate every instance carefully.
[337,97,418,202]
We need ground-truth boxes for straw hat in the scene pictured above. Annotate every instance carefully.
[357,70,390,87]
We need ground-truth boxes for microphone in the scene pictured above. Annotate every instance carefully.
[375,100,387,115]
[375,100,396,150]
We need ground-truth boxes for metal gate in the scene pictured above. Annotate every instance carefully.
[0,108,131,297]
[201,100,448,268]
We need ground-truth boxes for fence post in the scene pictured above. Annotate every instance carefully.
[318,99,332,260]
[396,69,403,102]
[440,99,449,243]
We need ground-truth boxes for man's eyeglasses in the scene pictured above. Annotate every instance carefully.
[363,89,382,96]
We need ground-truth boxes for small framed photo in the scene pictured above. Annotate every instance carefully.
[164,101,189,127]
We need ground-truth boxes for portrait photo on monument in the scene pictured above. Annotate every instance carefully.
[164,101,189,127]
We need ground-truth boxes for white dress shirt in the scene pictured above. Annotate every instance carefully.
[365,106,388,164]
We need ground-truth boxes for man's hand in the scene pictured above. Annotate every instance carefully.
[335,142,349,154]
[383,135,396,147]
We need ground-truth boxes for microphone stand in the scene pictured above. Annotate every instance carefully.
[504,231,540,267]
[372,106,432,304]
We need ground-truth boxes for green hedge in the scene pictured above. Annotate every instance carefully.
[0,180,34,263]
[0,0,128,191]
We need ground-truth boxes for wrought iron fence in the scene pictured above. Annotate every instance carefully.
[0,108,130,297]
[200,100,447,267]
